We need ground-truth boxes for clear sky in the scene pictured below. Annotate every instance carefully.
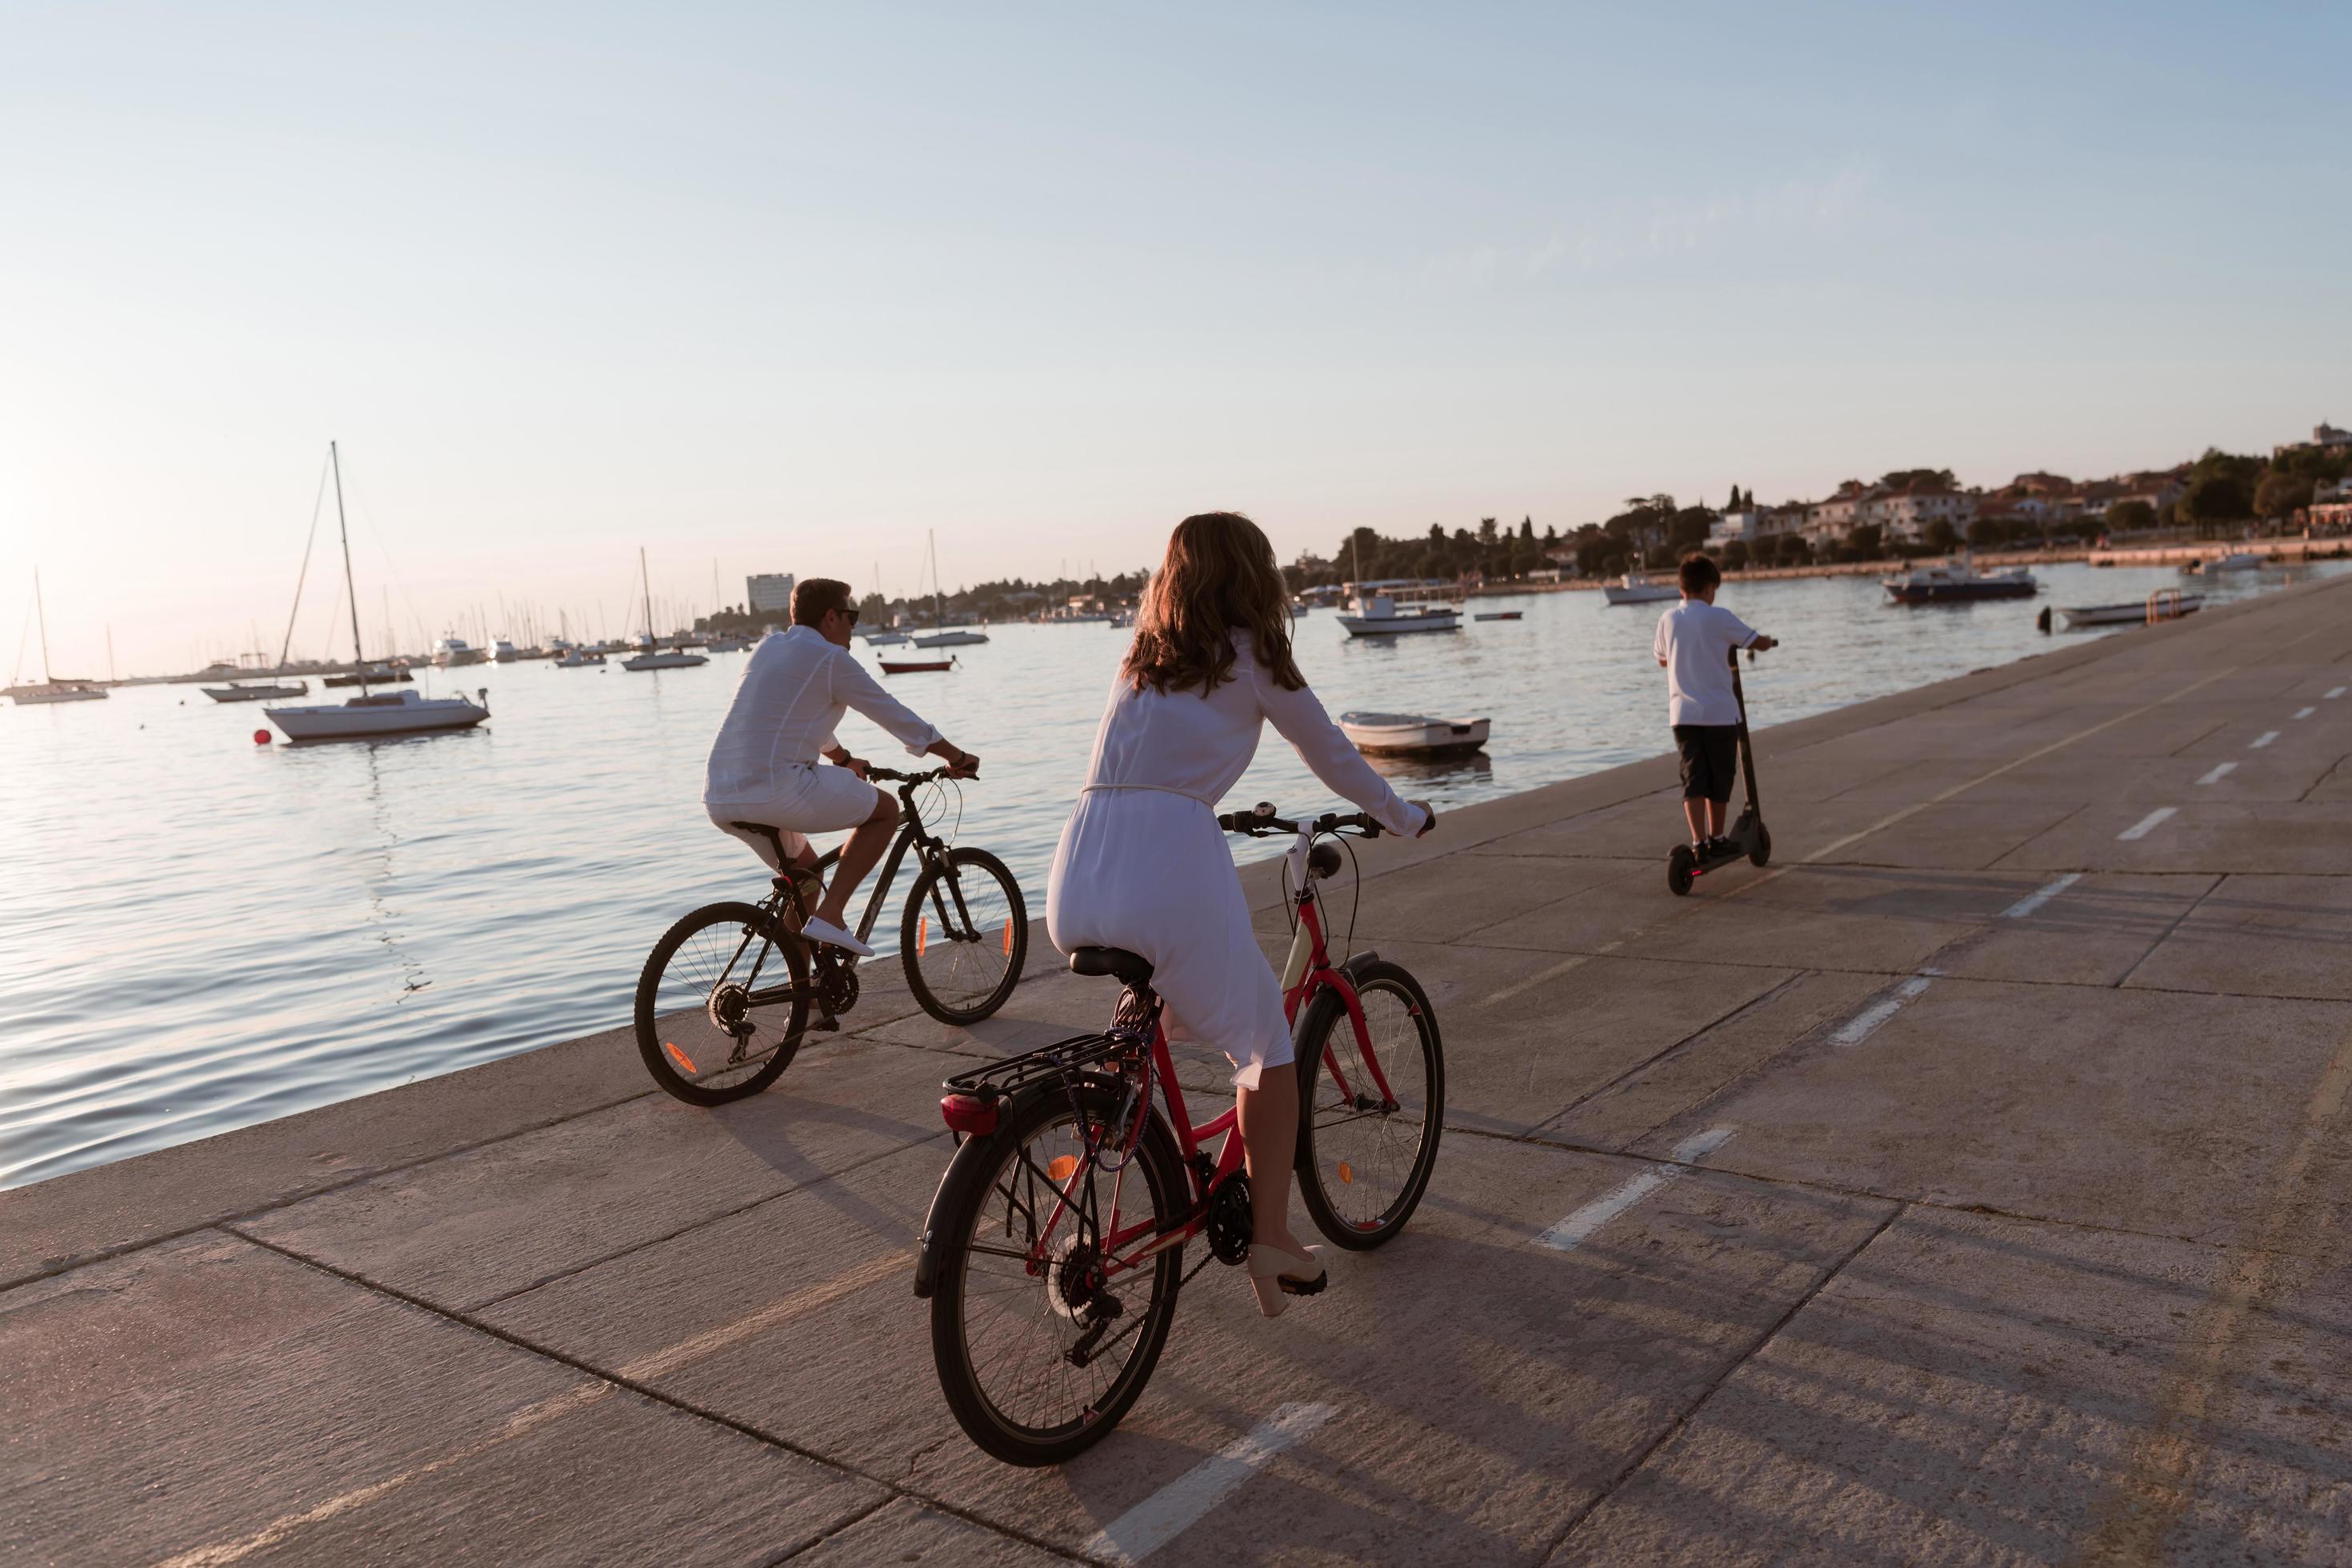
[3,2,2345,675]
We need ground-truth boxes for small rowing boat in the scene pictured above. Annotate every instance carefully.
[880,656,956,674]
[1473,610,1523,621]
[1339,712,1490,758]
[2059,593,2205,629]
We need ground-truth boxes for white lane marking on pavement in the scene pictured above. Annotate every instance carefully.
[2118,807,2178,842]
[1482,950,1592,1008]
[2294,706,2317,719]
[1079,1402,1337,1564]
[2328,687,2346,700]
[1533,1127,1734,1252]
[2197,762,2238,786]
[163,1249,910,1568]
[2250,730,2280,749]
[1830,976,1932,1047]
[2002,873,2082,919]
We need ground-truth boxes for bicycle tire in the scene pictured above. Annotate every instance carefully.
[1292,960,1444,1250]
[634,901,811,1106]
[930,1078,1186,1466]
[901,846,1029,1026]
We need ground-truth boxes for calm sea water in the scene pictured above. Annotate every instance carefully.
[2,558,2334,1188]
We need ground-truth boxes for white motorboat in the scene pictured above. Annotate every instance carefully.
[622,646,709,670]
[1602,572,1679,606]
[202,680,310,702]
[6,570,107,704]
[861,629,912,647]
[434,636,486,667]
[270,686,490,740]
[2059,594,2206,629]
[2184,551,2263,575]
[1340,712,1491,758]
[914,629,990,648]
[554,648,607,667]
[1882,561,2037,604]
[488,639,519,663]
[1338,594,1459,637]
[266,445,492,742]
[706,634,749,653]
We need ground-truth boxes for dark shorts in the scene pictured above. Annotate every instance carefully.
[1673,724,1739,802]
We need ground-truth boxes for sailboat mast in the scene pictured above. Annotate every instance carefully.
[330,442,369,694]
[639,547,654,647]
[34,566,51,682]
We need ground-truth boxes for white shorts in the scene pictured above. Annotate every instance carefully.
[707,764,890,870]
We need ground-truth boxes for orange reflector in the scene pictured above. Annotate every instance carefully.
[664,1042,698,1074]
[1002,918,1014,956]
[918,915,928,955]
[1337,1160,1354,1185]
[1046,1154,1079,1182]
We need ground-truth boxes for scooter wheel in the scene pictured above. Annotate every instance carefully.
[1749,825,1772,868]
[1667,844,1695,897]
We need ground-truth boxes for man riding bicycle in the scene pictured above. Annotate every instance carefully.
[705,577,978,957]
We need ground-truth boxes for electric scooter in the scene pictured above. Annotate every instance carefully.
[1667,645,1771,895]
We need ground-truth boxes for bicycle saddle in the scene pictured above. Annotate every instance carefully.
[1069,946,1154,987]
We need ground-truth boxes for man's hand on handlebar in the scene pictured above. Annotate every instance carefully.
[824,746,870,780]
[925,738,980,779]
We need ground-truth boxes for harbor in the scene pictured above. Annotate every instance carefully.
[10,568,2352,1562]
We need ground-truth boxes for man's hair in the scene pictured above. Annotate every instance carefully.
[1677,552,1722,595]
[791,578,854,626]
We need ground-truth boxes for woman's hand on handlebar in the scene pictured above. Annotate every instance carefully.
[1410,798,1438,838]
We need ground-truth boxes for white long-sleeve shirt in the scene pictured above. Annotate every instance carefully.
[703,625,942,802]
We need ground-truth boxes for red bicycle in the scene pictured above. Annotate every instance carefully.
[913,802,1445,1466]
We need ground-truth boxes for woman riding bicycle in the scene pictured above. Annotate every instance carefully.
[1046,512,1432,1317]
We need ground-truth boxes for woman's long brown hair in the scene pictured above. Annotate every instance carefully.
[1123,512,1305,695]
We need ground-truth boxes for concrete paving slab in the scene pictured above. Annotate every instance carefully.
[1930,872,2220,988]
[1606,865,2030,976]
[1551,1207,2352,1565]
[0,1230,878,1565]
[1829,750,2333,808]
[1993,802,2352,876]
[1335,850,1607,944]
[790,1498,1079,1566]
[1646,976,2352,1246]
[2124,874,2352,1000]
[238,1035,954,1311]
[1811,799,2088,871]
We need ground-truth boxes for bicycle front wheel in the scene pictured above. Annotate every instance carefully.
[1293,960,1444,1249]
[902,846,1028,1026]
[930,1078,1185,1466]
[634,902,811,1106]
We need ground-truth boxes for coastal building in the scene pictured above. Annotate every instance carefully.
[746,573,796,615]
[2316,422,2350,449]
[1871,485,1976,543]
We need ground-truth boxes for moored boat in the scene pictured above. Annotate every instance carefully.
[6,571,108,704]
[434,636,486,666]
[880,656,957,674]
[913,629,990,648]
[1339,712,1491,758]
[2059,593,2206,629]
[2184,551,2263,576]
[1473,610,1524,621]
[554,647,607,667]
[1882,561,2038,604]
[202,680,309,702]
[323,664,411,687]
[1338,594,1460,637]
[488,639,519,663]
[1602,572,1679,606]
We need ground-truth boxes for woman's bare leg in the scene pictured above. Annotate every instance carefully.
[1236,1068,1310,1258]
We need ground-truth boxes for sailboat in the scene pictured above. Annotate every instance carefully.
[622,548,709,670]
[5,570,108,704]
[202,620,308,702]
[265,444,490,741]
[910,531,990,648]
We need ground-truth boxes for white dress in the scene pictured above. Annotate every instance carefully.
[1046,636,1426,1088]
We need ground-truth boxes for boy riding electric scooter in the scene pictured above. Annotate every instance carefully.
[1654,552,1776,894]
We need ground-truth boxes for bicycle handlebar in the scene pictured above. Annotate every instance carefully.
[1218,802,1416,838]
[868,764,957,785]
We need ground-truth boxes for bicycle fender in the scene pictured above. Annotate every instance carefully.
[1340,950,1382,983]
[912,1126,1003,1299]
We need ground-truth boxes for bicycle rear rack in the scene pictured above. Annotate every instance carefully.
[942,1031,1129,1104]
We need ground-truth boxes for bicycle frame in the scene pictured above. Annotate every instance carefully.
[987,826,1396,1290]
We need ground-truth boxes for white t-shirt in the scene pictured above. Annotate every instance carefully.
[704,625,942,802]
[1654,598,1758,727]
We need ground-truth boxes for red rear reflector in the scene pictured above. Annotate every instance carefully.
[939,1094,997,1136]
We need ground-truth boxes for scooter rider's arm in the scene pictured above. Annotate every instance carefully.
[1748,634,1778,652]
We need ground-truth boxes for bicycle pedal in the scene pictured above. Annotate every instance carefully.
[813,1014,841,1033]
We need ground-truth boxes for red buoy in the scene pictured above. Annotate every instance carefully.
[253,729,270,745]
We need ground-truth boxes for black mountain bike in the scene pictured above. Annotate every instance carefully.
[634,765,1029,1105]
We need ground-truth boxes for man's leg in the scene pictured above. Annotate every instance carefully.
[814,788,899,930]
[1683,798,1709,844]
[1707,796,1730,838]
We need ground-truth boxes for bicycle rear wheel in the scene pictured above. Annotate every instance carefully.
[902,846,1028,1026]
[1293,960,1444,1249]
[930,1078,1185,1466]
[634,902,811,1106]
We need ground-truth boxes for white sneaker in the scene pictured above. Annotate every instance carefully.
[799,916,874,958]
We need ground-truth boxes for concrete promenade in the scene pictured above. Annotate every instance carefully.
[10,575,2352,1565]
